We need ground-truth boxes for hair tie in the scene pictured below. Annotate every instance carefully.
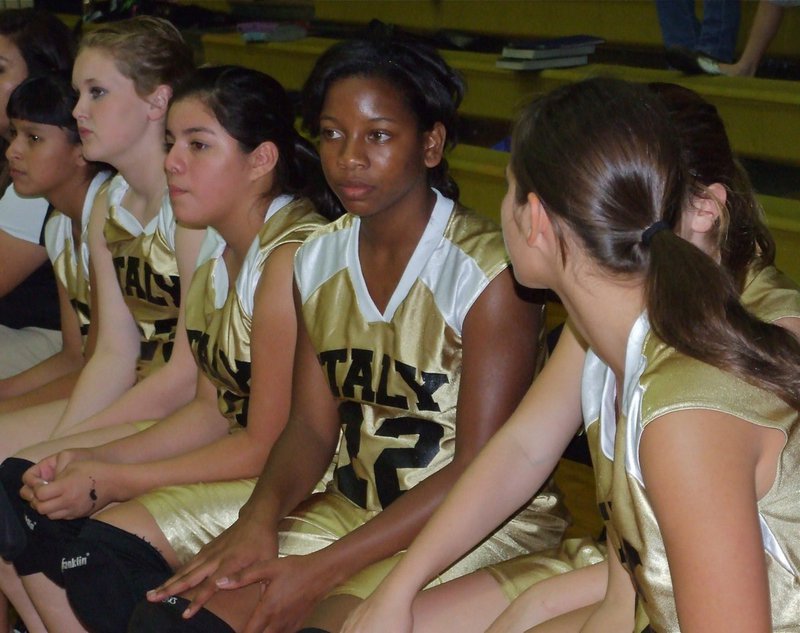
[641,220,670,247]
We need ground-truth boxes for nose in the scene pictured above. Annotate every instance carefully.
[164,144,184,175]
[337,136,367,170]
[6,134,21,161]
[72,93,86,121]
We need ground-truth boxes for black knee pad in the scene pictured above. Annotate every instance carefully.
[62,519,173,633]
[1,457,88,583]
[127,597,235,633]
[0,457,31,560]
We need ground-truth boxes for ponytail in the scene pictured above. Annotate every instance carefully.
[647,226,800,409]
[512,77,800,409]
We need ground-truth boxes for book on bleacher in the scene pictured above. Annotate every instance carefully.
[496,55,588,70]
[500,35,604,60]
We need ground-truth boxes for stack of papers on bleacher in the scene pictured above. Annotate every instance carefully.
[496,35,604,70]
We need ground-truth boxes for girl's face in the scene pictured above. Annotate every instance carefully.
[72,48,153,164]
[0,35,29,138]
[164,97,254,229]
[318,75,437,218]
[6,119,82,199]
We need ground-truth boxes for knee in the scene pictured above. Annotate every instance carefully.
[61,519,172,633]
[128,597,236,633]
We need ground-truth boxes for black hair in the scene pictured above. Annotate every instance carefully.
[300,23,465,201]
[171,65,340,220]
[7,72,79,144]
[0,9,75,75]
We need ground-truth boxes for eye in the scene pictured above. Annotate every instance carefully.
[190,141,209,151]
[28,134,40,143]
[367,130,391,143]
[163,141,174,153]
[320,127,342,141]
[89,86,106,99]
[7,127,16,139]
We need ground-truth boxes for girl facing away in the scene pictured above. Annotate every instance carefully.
[340,81,800,633]
[1,73,113,414]
[0,64,336,633]
[342,78,800,633]
[137,31,568,633]
[0,16,198,467]
[0,9,76,383]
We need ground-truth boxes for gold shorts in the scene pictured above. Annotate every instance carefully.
[485,537,607,602]
[280,484,569,600]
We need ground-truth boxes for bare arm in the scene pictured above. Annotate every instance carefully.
[0,277,84,402]
[52,192,141,430]
[54,220,206,435]
[640,409,777,632]
[0,228,48,298]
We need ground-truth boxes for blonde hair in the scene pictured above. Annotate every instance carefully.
[78,16,194,96]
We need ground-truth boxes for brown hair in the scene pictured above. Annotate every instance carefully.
[510,77,800,408]
[648,82,775,291]
[78,16,194,96]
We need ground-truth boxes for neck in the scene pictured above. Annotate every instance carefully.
[215,193,275,262]
[48,172,96,224]
[359,185,436,253]
[557,275,646,378]
[115,126,169,208]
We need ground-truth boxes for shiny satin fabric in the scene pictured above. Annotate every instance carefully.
[103,175,182,379]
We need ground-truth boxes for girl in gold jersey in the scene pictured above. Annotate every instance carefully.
[0,17,197,465]
[140,28,561,633]
[1,72,111,414]
[342,80,800,633]
[0,66,336,632]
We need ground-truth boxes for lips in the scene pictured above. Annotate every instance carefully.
[335,180,373,201]
[77,127,92,138]
[168,184,188,198]
[8,167,24,179]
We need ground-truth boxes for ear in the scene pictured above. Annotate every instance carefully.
[248,140,279,181]
[146,85,172,121]
[70,142,88,168]
[525,192,554,248]
[422,122,446,169]
[686,182,726,235]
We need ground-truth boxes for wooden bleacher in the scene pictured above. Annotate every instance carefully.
[314,0,800,60]
[202,32,800,287]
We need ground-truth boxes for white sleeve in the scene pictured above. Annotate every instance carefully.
[0,186,50,244]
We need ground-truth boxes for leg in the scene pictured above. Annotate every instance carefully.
[655,0,700,50]
[14,421,142,464]
[56,501,176,633]
[0,560,47,633]
[304,594,363,633]
[20,574,86,633]
[718,0,786,76]
[486,563,607,633]
[413,570,510,633]
[696,0,741,62]
[0,400,67,463]
[524,603,598,633]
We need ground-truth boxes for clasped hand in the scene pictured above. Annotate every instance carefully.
[19,448,107,519]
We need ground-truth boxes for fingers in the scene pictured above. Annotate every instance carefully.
[215,561,270,591]
[179,578,222,618]
[148,556,223,601]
